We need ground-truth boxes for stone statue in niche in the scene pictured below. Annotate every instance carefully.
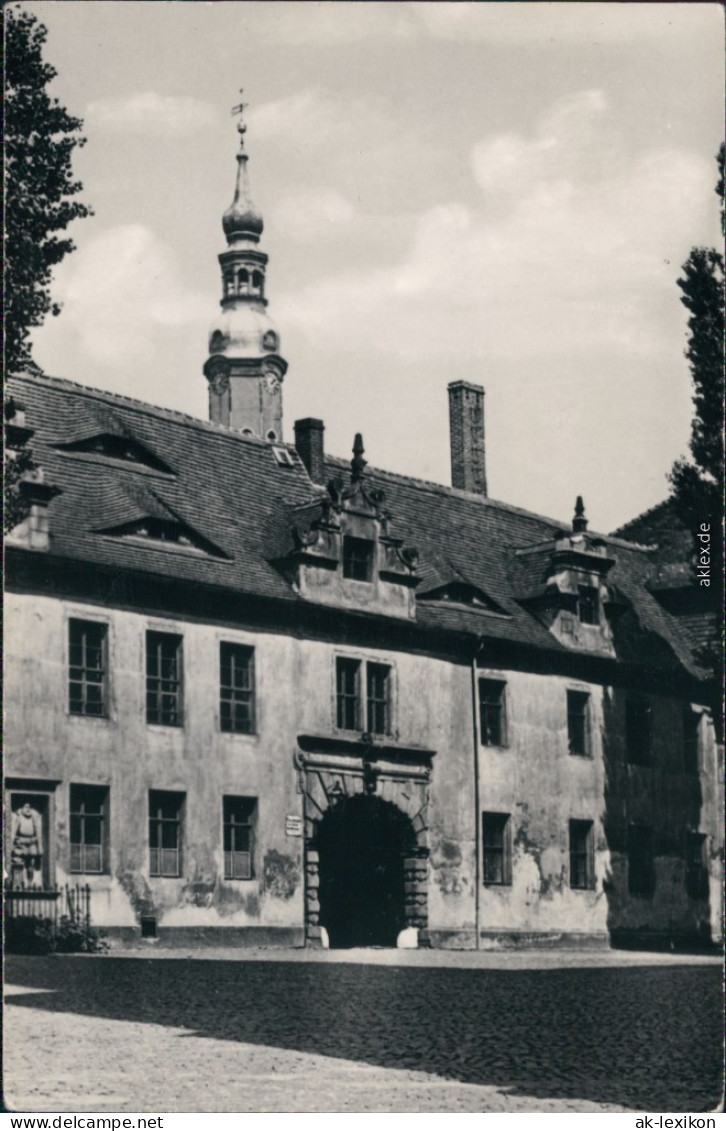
[11,801,44,888]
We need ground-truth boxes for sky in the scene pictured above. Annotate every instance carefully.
[22,1,725,532]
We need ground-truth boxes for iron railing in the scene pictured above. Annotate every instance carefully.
[4,882,91,932]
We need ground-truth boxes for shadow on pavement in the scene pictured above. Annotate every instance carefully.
[5,956,723,1111]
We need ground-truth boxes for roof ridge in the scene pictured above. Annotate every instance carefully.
[8,371,299,450]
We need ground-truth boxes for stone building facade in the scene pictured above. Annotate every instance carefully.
[4,109,721,951]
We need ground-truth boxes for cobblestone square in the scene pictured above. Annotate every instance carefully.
[4,948,723,1113]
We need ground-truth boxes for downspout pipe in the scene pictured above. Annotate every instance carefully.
[471,636,485,950]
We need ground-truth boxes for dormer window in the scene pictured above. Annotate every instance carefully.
[578,585,599,625]
[343,536,374,582]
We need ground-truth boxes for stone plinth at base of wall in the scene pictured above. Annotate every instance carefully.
[609,929,721,954]
[104,925,305,949]
[478,930,610,950]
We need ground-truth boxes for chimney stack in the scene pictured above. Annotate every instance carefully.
[448,381,487,496]
[294,418,325,483]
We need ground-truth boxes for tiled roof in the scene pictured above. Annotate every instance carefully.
[7,372,710,682]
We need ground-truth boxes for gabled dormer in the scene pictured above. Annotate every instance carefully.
[276,435,419,619]
[514,497,619,654]
[55,433,174,474]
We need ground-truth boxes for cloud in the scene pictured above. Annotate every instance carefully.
[411,2,721,45]
[86,93,218,136]
[271,189,356,242]
[278,91,715,366]
[38,225,209,365]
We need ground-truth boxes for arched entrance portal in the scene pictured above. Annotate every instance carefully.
[317,794,416,948]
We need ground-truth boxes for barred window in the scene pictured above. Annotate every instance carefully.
[366,663,391,736]
[149,790,184,877]
[626,699,652,766]
[220,643,255,734]
[479,680,507,747]
[682,710,700,776]
[685,832,708,900]
[223,797,256,880]
[628,823,655,897]
[69,620,108,717]
[342,536,374,582]
[567,691,590,756]
[336,658,361,730]
[482,812,512,885]
[578,585,599,626]
[70,785,108,874]
[569,819,595,890]
[146,632,183,726]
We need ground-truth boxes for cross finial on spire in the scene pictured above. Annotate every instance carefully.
[231,88,248,145]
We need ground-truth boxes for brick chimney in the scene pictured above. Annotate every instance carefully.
[448,381,487,496]
[294,418,325,484]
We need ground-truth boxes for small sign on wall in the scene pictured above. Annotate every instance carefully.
[285,815,303,837]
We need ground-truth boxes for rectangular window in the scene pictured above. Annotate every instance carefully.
[146,631,183,726]
[685,833,708,900]
[479,680,507,747]
[69,620,108,717]
[223,796,256,880]
[578,585,599,625]
[626,699,652,765]
[336,657,361,730]
[70,785,108,874]
[149,790,184,877]
[682,709,700,776]
[366,662,391,736]
[628,823,655,897]
[569,819,595,890]
[342,536,374,582]
[567,691,590,756]
[482,812,512,885]
[220,643,255,734]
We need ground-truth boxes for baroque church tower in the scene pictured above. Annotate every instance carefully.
[203,97,287,440]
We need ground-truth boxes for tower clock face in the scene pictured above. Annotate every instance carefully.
[264,372,281,395]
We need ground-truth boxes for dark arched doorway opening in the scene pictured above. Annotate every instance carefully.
[316,793,417,948]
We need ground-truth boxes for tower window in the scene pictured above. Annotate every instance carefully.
[223,797,256,880]
[569,819,595,889]
[578,585,599,625]
[237,268,250,293]
[567,690,590,756]
[482,812,512,885]
[69,619,108,718]
[252,270,264,292]
[479,679,507,747]
[342,536,374,582]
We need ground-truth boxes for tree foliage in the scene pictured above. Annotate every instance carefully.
[668,146,725,565]
[4,4,92,372]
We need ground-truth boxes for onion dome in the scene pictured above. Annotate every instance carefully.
[222,108,263,244]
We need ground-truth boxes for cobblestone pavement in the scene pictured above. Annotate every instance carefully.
[4,948,723,1114]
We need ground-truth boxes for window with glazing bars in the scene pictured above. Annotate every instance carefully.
[342,536,374,581]
[146,632,183,726]
[685,832,708,899]
[682,709,700,775]
[567,691,590,756]
[149,790,184,877]
[69,620,108,717]
[479,680,507,747]
[336,658,361,730]
[577,585,599,625]
[482,812,512,885]
[223,797,255,879]
[626,699,652,765]
[569,819,595,889]
[366,663,391,735]
[70,784,108,874]
[220,643,255,733]
[628,823,655,896]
